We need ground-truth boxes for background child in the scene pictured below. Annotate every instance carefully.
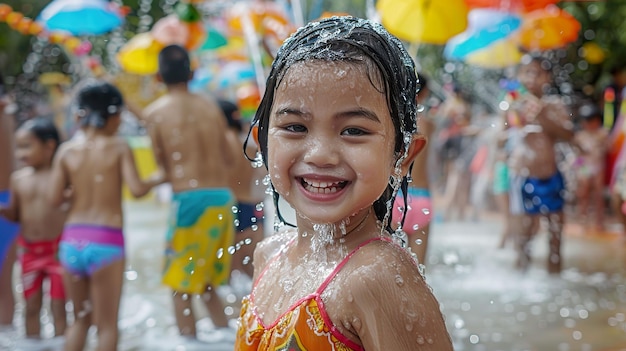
[219,99,267,282]
[0,117,66,341]
[508,55,574,274]
[142,44,236,340]
[391,73,434,265]
[49,82,163,351]
[235,17,452,350]
[572,103,609,230]
[0,73,19,329]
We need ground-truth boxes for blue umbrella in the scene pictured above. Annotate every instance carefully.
[38,0,123,36]
[444,9,521,60]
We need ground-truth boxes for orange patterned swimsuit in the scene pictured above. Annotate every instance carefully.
[235,237,385,351]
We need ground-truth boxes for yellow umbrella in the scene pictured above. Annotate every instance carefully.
[465,38,523,68]
[117,32,164,75]
[377,0,469,44]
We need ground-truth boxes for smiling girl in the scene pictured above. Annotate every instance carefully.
[235,17,452,351]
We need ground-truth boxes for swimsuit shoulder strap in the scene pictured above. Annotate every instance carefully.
[251,235,297,290]
[316,237,389,294]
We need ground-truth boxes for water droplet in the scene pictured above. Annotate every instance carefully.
[255,202,264,211]
[216,248,224,259]
[183,308,191,316]
[231,206,239,213]
[228,246,236,255]
[172,152,181,160]
[395,275,404,286]
[218,214,223,221]
[251,224,259,231]
[189,179,198,188]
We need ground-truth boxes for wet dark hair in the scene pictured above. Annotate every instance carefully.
[218,99,243,133]
[158,44,191,85]
[76,81,124,129]
[18,117,61,154]
[244,16,420,232]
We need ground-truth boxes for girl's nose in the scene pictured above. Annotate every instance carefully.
[302,136,339,167]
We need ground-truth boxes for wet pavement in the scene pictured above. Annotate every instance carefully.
[2,197,626,350]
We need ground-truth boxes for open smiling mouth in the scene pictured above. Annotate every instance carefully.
[300,178,349,194]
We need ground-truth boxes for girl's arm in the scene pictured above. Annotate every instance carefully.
[49,146,70,207]
[120,140,164,198]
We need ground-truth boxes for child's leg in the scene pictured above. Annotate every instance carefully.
[546,211,565,274]
[515,214,538,271]
[576,177,590,222]
[49,270,67,337]
[496,193,511,248]
[24,288,43,338]
[63,273,91,351]
[173,291,197,336]
[91,259,124,351]
[592,173,606,229]
[0,240,16,326]
[201,285,229,328]
[50,298,66,337]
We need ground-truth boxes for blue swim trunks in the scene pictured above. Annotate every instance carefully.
[59,224,125,276]
[521,172,565,215]
[235,202,264,232]
[0,190,20,271]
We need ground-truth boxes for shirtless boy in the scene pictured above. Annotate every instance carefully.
[142,45,235,337]
[508,56,574,274]
[1,118,67,339]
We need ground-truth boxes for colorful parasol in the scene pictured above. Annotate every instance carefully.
[464,0,559,13]
[444,9,521,59]
[117,33,164,75]
[38,0,124,35]
[377,0,469,44]
[464,38,523,68]
[514,6,581,51]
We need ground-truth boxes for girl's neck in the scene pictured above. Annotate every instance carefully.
[295,208,379,247]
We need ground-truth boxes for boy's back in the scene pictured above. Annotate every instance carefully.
[143,92,232,193]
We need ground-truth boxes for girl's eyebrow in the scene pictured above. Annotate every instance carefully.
[274,107,381,123]
[336,108,381,123]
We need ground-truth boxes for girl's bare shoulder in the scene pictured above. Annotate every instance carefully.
[253,229,297,274]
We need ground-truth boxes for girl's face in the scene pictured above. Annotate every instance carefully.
[15,129,50,168]
[266,61,398,224]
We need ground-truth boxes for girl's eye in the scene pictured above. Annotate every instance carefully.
[342,127,368,136]
[285,124,307,133]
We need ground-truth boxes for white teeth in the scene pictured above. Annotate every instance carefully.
[302,178,344,194]
[303,178,342,188]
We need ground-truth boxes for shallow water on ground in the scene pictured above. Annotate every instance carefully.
[2,200,626,350]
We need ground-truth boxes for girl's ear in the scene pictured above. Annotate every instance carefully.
[399,134,426,175]
[252,125,260,148]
